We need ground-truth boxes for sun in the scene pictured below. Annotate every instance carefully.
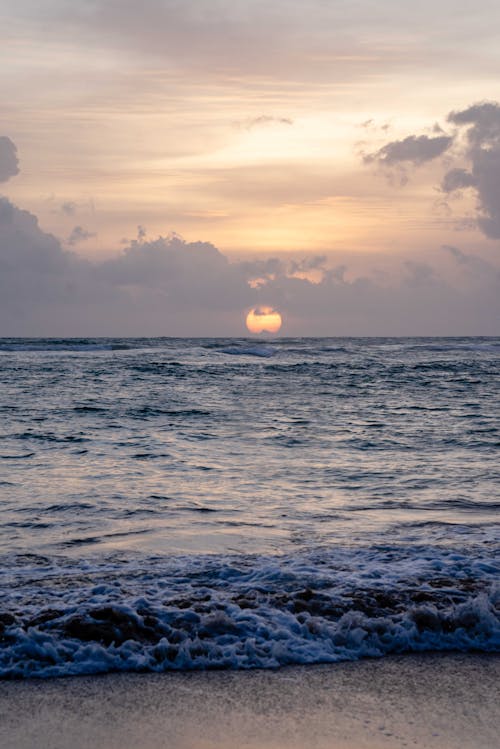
[246,306,282,334]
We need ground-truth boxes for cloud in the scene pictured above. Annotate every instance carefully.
[448,101,500,145]
[364,134,453,167]
[440,168,477,193]
[236,116,294,130]
[0,197,75,274]
[443,101,500,239]
[16,0,500,89]
[0,132,497,335]
[363,134,453,185]
[362,133,453,186]
[359,119,391,132]
[403,261,438,288]
[0,197,100,334]
[60,201,77,216]
[364,100,500,241]
[0,137,19,183]
[442,243,499,277]
[12,2,354,82]
[1,193,498,336]
[99,232,251,311]
[67,225,96,245]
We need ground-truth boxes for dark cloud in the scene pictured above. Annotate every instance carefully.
[0,198,75,274]
[444,102,500,239]
[67,226,96,245]
[441,168,477,193]
[99,233,251,312]
[363,134,453,168]
[0,137,19,183]
[363,133,453,185]
[253,305,279,317]
[1,195,498,336]
[448,101,500,146]
[238,256,287,281]
[0,197,100,335]
[291,255,327,272]
[365,100,500,241]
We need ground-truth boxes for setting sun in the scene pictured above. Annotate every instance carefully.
[246,306,282,334]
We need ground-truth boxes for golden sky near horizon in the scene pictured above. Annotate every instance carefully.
[2,0,500,269]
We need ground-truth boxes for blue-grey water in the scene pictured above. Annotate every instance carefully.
[0,337,498,678]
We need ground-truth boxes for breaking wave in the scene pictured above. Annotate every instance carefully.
[1,546,498,679]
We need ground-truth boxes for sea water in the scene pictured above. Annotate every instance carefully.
[0,337,498,678]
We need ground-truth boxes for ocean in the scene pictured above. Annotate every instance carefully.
[0,337,498,678]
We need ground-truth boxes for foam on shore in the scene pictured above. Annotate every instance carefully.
[1,546,498,678]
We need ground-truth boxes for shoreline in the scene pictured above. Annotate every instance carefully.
[0,653,498,749]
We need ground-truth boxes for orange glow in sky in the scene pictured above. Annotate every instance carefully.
[1,2,499,337]
[246,307,282,334]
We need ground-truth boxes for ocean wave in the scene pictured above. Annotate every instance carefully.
[407,341,500,353]
[0,342,117,352]
[220,346,276,358]
[0,336,149,353]
[11,431,88,444]
[0,452,36,460]
[0,547,498,679]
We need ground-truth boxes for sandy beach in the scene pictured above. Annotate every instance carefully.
[0,654,498,749]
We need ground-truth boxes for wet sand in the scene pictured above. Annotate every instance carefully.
[0,654,498,749]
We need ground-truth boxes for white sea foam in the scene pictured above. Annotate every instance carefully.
[0,546,498,679]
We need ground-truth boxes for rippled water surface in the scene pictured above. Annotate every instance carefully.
[0,337,498,677]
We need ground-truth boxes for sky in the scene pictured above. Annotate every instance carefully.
[1,0,499,335]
